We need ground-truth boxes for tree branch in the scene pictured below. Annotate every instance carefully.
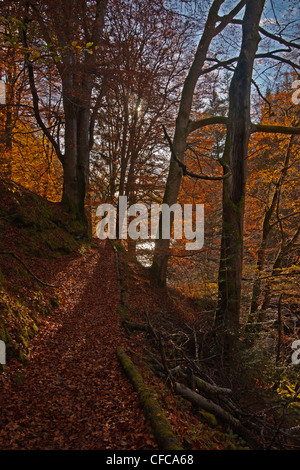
[21,5,64,164]
[163,125,231,181]
[214,0,247,35]
[251,123,300,135]
[188,115,228,134]
[231,18,300,51]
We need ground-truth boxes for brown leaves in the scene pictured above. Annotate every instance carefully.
[0,240,156,450]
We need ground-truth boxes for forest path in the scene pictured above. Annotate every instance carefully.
[0,240,156,450]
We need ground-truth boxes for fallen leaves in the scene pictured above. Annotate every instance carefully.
[0,240,157,450]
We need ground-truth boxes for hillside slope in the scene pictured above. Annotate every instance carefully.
[0,179,86,363]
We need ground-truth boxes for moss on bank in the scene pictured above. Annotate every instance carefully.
[0,180,87,365]
[0,284,60,364]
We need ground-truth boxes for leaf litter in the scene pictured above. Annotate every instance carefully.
[0,240,157,450]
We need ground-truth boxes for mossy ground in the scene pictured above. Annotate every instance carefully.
[0,180,89,364]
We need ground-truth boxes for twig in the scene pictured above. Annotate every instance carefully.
[157,333,170,377]
[144,310,159,341]
[0,251,57,288]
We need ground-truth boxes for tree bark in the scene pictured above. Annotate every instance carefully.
[116,347,183,450]
[22,0,108,231]
[214,0,265,350]
[174,382,254,443]
[61,86,79,215]
[151,0,248,286]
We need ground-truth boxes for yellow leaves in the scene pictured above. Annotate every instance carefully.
[277,378,300,405]
[0,120,62,202]
[31,50,41,60]
[69,41,98,55]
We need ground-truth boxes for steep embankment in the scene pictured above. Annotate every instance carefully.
[0,180,84,363]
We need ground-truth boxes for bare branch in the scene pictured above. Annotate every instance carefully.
[163,125,231,181]
[0,251,57,288]
[251,123,300,135]
[21,4,64,164]
[188,115,228,134]
[231,18,300,51]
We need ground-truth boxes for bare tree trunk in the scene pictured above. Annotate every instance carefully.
[151,0,244,286]
[77,104,91,223]
[61,88,79,215]
[61,81,92,230]
[151,159,182,285]
[22,0,108,233]
[214,0,265,351]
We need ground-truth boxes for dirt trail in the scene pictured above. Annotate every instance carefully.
[0,240,156,450]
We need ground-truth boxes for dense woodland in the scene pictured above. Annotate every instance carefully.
[0,0,300,452]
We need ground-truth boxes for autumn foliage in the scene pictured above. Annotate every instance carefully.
[0,0,300,452]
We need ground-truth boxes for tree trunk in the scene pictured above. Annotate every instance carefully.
[61,74,92,230]
[151,0,227,286]
[151,157,183,285]
[214,0,265,350]
[77,105,91,223]
[21,0,108,234]
[61,98,80,212]
[174,382,254,443]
